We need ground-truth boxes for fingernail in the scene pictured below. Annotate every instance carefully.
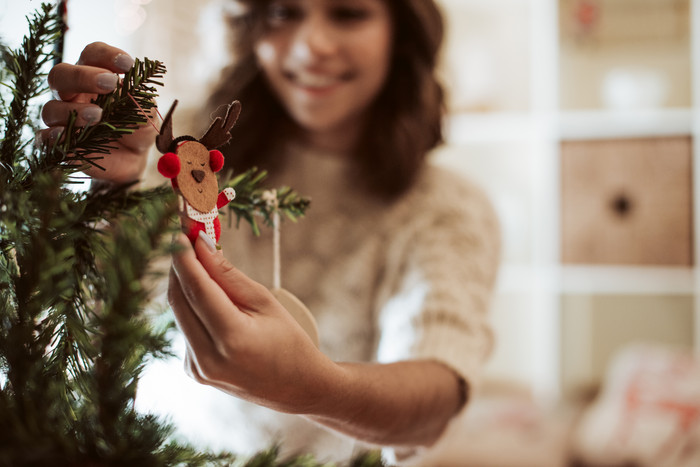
[96,72,118,91]
[114,53,134,72]
[35,126,63,147]
[80,107,103,125]
[49,126,64,141]
[198,231,218,254]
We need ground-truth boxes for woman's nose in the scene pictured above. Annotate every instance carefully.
[290,15,339,62]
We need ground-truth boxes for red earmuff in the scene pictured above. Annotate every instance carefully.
[157,152,181,178]
[209,150,224,173]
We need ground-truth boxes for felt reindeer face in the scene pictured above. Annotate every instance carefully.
[174,141,220,212]
[155,99,241,212]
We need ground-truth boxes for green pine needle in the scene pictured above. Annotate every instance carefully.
[224,167,311,236]
[0,3,61,176]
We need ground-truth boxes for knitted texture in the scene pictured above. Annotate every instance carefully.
[211,145,501,459]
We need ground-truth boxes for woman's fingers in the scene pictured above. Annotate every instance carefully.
[192,233,276,312]
[168,267,215,351]
[48,63,119,101]
[171,234,248,337]
[46,42,134,107]
[35,127,65,147]
[39,42,150,183]
[81,150,148,183]
[77,41,134,72]
[42,100,103,127]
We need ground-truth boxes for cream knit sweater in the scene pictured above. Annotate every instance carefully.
[138,145,501,462]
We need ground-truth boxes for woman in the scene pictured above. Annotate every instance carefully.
[42,0,500,462]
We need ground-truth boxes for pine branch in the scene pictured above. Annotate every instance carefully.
[82,196,179,461]
[71,57,164,158]
[0,3,61,177]
[33,57,165,184]
[224,167,310,236]
[241,447,385,467]
[0,41,13,126]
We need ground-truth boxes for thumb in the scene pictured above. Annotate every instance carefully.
[193,231,274,311]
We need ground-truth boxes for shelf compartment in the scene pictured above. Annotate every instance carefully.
[559,0,691,111]
[559,293,694,398]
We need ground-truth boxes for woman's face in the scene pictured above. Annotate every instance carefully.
[254,0,393,142]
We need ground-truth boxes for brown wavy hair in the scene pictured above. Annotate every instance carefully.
[205,0,446,199]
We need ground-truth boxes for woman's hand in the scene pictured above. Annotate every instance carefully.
[170,232,465,446]
[169,232,343,414]
[39,42,155,184]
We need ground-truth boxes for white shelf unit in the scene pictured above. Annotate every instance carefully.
[435,0,698,401]
[692,0,700,357]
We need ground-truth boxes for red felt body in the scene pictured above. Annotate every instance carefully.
[180,190,234,244]
[181,216,223,244]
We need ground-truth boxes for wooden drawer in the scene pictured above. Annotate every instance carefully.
[560,136,693,265]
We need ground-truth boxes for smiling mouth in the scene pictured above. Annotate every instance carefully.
[285,70,354,89]
[197,189,203,193]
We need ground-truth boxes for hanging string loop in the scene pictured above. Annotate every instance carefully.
[262,189,281,290]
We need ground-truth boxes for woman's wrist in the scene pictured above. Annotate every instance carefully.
[302,360,465,447]
[292,357,352,416]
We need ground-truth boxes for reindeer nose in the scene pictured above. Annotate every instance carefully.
[191,170,205,183]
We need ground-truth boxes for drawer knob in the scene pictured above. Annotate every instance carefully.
[611,193,633,218]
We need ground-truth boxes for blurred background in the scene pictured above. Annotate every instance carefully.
[2,0,698,465]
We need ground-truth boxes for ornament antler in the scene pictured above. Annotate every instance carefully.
[199,100,242,150]
[156,99,178,154]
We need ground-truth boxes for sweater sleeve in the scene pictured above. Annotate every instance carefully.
[374,168,501,392]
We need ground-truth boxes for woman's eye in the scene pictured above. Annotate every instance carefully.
[267,3,303,24]
[330,7,369,22]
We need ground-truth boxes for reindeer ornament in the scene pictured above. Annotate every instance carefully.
[156,100,321,346]
[156,100,241,247]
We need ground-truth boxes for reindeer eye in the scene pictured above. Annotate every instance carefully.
[187,161,192,165]
[200,163,205,167]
